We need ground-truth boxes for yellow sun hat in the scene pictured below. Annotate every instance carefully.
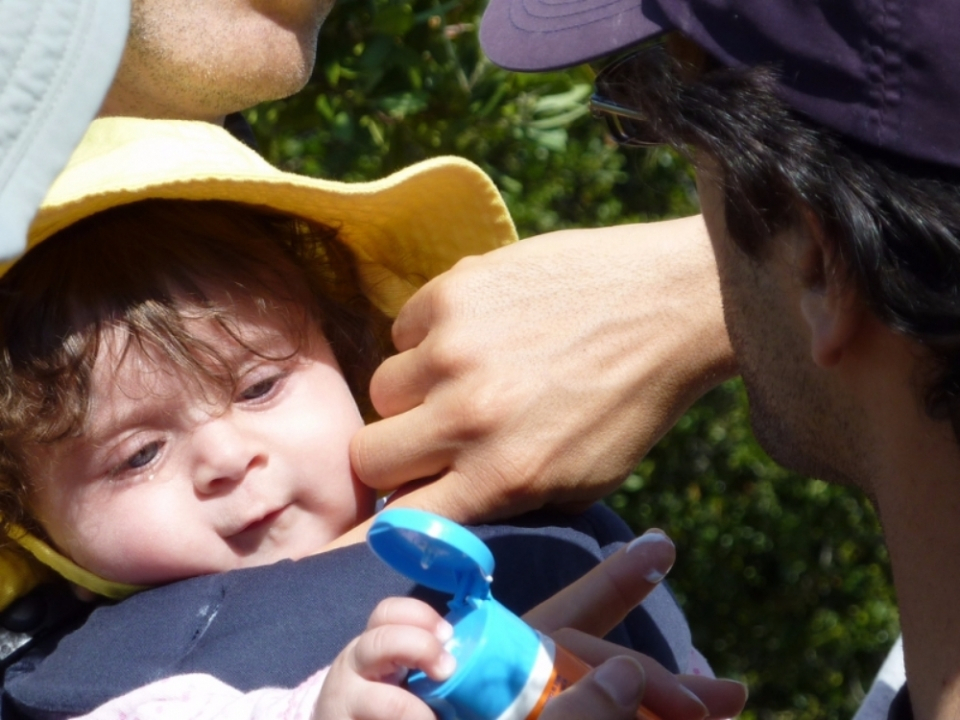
[0,116,519,609]
[25,116,519,317]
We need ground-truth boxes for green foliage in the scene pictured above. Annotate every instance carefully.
[247,0,696,234]
[246,1,899,717]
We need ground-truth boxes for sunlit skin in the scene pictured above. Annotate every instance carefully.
[17,275,751,720]
[696,153,960,720]
[100,0,336,123]
[28,298,373,585]
[693,156,871,489]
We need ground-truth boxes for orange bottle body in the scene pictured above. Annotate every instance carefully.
[506,634,661,720]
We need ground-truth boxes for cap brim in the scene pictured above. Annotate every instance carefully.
[479,0,671,71]
[28,118,517,318]
[0,0,129,260]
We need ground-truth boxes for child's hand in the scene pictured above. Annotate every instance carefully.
[312,597,455,720]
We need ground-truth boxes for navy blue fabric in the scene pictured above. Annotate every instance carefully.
[887,686,913,720]
[3,505,690,719]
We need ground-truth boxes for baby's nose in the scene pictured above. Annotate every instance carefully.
[191,414,266,495]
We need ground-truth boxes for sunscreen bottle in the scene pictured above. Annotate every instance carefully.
[367,508,661,720]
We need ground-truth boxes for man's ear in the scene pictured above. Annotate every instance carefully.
[795,209,863,368]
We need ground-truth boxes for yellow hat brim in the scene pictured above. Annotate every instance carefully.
[27,117,518,317]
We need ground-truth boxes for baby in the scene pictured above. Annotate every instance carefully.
[0,118,726,720]
[8,195,465,719]
[0,115,515,598]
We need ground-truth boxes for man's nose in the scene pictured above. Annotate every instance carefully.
[191,412,266,495]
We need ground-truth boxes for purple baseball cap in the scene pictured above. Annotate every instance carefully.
[479,0,960,170]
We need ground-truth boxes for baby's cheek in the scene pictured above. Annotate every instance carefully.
[66,505,207,585]
[65,524,152,583]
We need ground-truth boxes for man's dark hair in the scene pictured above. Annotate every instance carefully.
[606,44,960,438]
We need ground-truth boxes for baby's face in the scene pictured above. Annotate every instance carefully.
[28,301,373,585]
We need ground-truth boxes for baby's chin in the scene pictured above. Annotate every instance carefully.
[72,514,373,588]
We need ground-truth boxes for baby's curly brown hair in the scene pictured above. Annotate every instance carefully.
[0,199,391,543]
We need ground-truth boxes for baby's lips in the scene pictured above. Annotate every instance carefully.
[224,505,287,543]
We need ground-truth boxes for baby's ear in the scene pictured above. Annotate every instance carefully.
[794,208,864,368]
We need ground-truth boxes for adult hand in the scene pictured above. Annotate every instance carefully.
[524,530,747,720]
[552,629,747,720]
[352,216,736,523]
[537,655,746,720]
[539,656,649,720]
[523,529,677,637]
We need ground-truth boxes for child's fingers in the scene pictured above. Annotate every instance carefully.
[365,597,452,641]
[315,619,456,720]
[349,623,456,682]
[313,670,437,720]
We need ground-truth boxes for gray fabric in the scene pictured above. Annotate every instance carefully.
[0,0,128,259]
[853,636,905,720]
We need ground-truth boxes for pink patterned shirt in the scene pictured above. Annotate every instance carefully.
[72,647,716,720]
[74,668,330,720]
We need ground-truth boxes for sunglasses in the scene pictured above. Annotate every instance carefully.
[588,45,666,148]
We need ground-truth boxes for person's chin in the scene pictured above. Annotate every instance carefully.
[748,398,854,487]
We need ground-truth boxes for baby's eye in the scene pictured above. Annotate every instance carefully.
[123,441,162,472]
[238,373,284,402]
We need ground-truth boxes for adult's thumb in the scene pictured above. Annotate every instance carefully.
[540,656,646,720]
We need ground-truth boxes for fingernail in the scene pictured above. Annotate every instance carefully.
[593,657,645,707]
[627,529,675,583]
[435,619,454,643]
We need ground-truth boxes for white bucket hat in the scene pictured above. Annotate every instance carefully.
[0,0,129,259]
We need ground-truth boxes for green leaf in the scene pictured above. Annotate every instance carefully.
[369,3,414,35]
[532,83,592,113]
[377,91,428,119]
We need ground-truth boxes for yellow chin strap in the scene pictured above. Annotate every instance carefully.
[0,526,145,611]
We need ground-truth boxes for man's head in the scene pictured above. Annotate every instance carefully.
[100,0,334,123]
[479,1,960,491]
[595,44,960,484]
